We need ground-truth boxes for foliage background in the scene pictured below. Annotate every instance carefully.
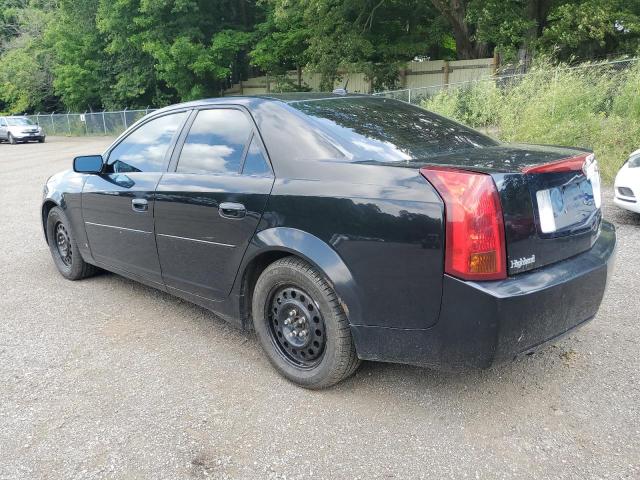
[0,0,639,113]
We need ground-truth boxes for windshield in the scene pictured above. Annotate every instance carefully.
[289,97,498,162]
[629,153,640,168]
[6,117,35,126]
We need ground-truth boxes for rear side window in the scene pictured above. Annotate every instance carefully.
[108,112,187,173]
[242,136,271,176]
[177,109,252,174]
[290,97,498,162]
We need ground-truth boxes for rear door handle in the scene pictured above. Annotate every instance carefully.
[219,202,246,219]
[131,198,148,212]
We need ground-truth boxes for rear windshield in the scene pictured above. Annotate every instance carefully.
[290,97,498,162]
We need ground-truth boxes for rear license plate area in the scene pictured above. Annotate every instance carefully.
[536,178,597,234]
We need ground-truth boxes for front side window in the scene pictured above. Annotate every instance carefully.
[177,109,252,175]
[107,112,187,173]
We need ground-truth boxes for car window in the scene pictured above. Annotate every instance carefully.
[107,112,187,173]
[177,109,252,175]
[290,97,498,162]
[0,118,6,127]
[6,117,34,126]
[242,135,272,176]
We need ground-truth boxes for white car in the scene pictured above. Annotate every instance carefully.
[614,148,640,214]
[0,116,46,144]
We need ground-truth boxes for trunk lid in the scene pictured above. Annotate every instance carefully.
[407,144,602,275]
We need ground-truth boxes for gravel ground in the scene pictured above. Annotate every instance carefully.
[1,137,639,480]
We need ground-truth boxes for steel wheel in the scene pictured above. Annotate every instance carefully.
[267,285,327,368]
[54,221,72,267]
[252,257,360,388]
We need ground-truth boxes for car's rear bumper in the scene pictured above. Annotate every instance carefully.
[351,220,616,369]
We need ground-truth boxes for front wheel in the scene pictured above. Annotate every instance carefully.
[252,257,360,388]
[46,207,98,280]
[38,137,45,143]
[8,133,16,145]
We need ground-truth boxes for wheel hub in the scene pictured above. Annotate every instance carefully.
[268,286,326,366]
[281,305,311,348]
[55,222,72,266]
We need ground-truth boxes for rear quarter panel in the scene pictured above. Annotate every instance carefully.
[260,161,444,329]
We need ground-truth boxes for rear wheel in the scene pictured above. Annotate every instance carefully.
[46,207,98,280]
[252,257,360,388]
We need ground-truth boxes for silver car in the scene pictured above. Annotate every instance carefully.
[0,116,46,144]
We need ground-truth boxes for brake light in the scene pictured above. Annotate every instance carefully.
[521,153,590,174]
[420,166,506,281]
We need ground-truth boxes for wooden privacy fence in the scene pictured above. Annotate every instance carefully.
[224,57,498,96]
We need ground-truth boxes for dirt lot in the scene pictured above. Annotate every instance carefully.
[1,137,639,479]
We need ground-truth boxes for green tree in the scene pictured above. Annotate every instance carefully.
[0,0,56,113]
[46,0,111,111]
[539,0,640,60]
[259,0,451,91]
[97,0,260,102]
[251,0,310,89]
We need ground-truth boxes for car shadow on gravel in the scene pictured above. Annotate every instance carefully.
[607,208,640,226]
[84,268,585,399]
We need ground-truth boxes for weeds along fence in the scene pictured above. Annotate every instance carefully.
[372,57,640,106]
[393,57,640,183]
[26,108,157,137]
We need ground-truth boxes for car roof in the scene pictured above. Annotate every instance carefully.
[254,92,370,103]
[154,92,372,113]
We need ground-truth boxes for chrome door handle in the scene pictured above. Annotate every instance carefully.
[131,198,148,212]
[219,202,246,219]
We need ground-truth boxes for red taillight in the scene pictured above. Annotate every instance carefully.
[521,153,589,174]
[420,166,506,281]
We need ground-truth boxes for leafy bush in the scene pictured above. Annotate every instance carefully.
[422,60,640,183]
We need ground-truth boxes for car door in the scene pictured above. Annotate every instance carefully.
[0,117,7,140]
[82,110,189,284]
[154,107,275,299]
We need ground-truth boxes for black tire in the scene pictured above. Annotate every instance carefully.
[46,206,98,280]
[252,257,360,388]
[38,137,45,143]
[8,133,16,145]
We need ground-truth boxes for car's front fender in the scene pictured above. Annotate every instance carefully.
[41,170,92,261]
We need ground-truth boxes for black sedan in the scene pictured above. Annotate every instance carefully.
[42,94,616,388]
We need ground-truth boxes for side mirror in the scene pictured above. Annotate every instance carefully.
[73,155,103,174]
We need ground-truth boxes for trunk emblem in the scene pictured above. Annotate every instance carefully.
[510,255,536,270]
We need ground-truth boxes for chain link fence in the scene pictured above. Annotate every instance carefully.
[25,108,157,137]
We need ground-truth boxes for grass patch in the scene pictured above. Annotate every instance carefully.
[422,60,640,183]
